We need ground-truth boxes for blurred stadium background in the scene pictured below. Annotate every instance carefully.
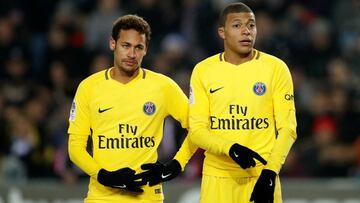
[0,0,360,202]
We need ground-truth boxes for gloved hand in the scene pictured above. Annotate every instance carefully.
[250,169,276,203]
[139,159,182,186]
[97,167,146,192]
[229,143,267,169]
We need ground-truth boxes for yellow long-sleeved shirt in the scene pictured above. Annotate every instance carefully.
[189,50,297,177]
[68,67,197,202]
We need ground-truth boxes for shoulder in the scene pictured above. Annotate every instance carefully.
[143,68,170,81]
[257,51,293,80]
[193,53,223,72]
[79,69,109,89]
[143,68,178,87]
[257,50,288,68]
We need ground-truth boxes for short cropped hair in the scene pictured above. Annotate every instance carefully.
[112,14,151,46]
[219,2,254,27]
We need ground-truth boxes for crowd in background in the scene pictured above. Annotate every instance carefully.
[0,0,360,185]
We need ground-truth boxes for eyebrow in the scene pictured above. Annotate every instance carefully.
[231,18,255,23]
[120,41,145,47]
[135,44,145,49]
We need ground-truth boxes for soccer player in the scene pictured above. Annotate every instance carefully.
[189,2,297,203]
[68,15,196,203]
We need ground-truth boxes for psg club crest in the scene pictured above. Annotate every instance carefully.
[143,102,156,115]
[253,82,266,96]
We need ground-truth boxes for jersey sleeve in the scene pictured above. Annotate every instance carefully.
[67,81,101,177]
[173,136,198,170]
[265,61,297,173]
[188,65,233,155]
[68,81,91,135]
[165,78,189,129]
[165,78,198,169]
[68,133,101,177]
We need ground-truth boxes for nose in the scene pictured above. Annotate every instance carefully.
[241,26,250,35]
[127,47,136,58]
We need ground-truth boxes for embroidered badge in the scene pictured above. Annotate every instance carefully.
[143,102,156,115]
[253,82,266,96]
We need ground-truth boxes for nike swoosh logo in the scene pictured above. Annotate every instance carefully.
[233,152,239,158]
[269,179,273,186]
[98,107,113,113]
[113,184,126,188]
[161,173,171,179]
[209,87,224,94]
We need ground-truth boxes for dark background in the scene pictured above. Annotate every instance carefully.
[0,0,360,185]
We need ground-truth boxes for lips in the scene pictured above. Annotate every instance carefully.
[239,39,252,46]
[123,59,137,66]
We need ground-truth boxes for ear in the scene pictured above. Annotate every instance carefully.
[109,37,116,51]
[218,27,225,40]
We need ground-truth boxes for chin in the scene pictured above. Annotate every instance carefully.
[123,67,139,75]
[237,48,252,55]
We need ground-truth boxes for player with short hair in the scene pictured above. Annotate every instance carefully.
[189,2,297,203]
[68,14,196,203]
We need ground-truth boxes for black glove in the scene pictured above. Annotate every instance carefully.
[229,143,267,169]
[250,169,276,203]
[97,167,146,193]
[139,159,182,186]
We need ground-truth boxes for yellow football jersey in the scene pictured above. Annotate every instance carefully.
[189,50,297,178]
[68,67,196,202]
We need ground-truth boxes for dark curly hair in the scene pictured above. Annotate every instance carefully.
[112,14,151,47]
[219,2,253,27]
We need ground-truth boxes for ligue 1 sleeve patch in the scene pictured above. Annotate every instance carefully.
[253,82,266,96]
[143,102,156,115]
[69,100,76,121]
[189,85,194,105]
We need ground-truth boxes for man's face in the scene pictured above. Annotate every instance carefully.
[110,29,147,75]
[218,12,257,55]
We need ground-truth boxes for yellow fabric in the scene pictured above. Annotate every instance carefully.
[84,180,163,203]
[200,174,282,203]
[85,177,164,202]
[86,200,162,203]
[68,67,197,201]
[189,50,297,177]
[174,135,198,170]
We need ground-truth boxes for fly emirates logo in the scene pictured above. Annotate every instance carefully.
[210,104,269,130]
[98,123,155,149]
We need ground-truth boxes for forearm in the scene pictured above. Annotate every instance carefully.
[265,128,296,173]
[173,136,198,170]
[189,127,233,156]
[265,110,297,173]
[68,134,101,178]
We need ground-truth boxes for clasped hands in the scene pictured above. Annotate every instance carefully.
[97,159,181,193]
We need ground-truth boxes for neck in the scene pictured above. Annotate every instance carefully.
[223,48,254,65]
[111,66,140,84]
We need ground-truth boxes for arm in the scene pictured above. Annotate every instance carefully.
[188,65,233,155]
[68,133,101,178]
[68,81,144,192]
[68,81,101,178]
[265,61,297,173]
[165,78,198,168]
[251,61,297,202]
